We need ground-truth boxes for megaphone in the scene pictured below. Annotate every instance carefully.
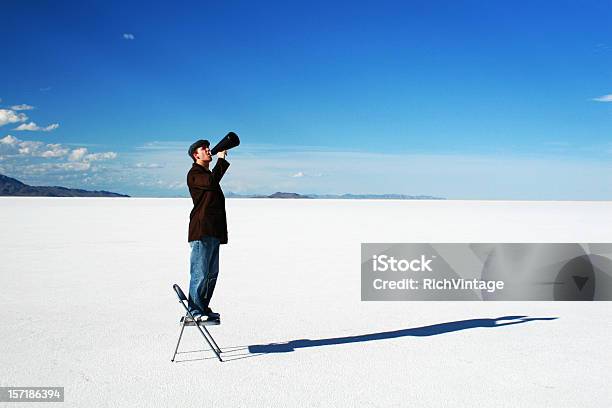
[211,132,240,155]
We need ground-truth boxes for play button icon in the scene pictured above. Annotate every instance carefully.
[572,275,589,291]
[554,255,595,300]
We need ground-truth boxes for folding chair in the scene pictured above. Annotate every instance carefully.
[171,284,223,362]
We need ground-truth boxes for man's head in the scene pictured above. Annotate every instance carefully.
[188,139,211,163]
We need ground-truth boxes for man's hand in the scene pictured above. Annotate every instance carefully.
[218,150,227,159]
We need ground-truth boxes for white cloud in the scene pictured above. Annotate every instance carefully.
[1,156,119,192]
[16,140,42,155]
[0,135,19,145]
[0,134,122,188]
[0,135,116,163]
[84,152,117,161]
[11,104,35,111]
[167,181,184,189]
[6,162,92,174]
[135,162,163,168]
[55,162,91,171]
[289,171,323,178]
[0,109,28,127]
[40,143,69,158]
[14,122,59,131]
[123,33,135,40]
[592,94,612,102]
[13,140,68,158]
[136,141,187,151]
[13,122,38,131]
[69,147,88,161]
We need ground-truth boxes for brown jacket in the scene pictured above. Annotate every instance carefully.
[187,158,230,243]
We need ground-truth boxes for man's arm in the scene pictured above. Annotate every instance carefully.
[188,162,230,191]
[212,153,230,182]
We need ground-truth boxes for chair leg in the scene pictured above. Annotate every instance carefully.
[201,324,222,354]
[209,333,222,355]
[195,324,223,362]
[171,319,187,362]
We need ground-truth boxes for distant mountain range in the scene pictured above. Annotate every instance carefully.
[226,191,444,200]
[0,174,129,197]
[0,173,442,199]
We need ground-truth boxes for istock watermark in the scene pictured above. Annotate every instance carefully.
[361,243,612,301]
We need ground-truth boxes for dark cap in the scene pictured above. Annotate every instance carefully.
[188,139,210,157]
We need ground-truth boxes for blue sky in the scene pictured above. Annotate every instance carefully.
[1,0,612,199]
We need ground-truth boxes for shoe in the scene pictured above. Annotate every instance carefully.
[198,313,220,321]
[203,307,220,319]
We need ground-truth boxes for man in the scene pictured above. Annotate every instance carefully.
[186,139,230,323]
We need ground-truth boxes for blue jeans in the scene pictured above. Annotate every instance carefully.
[188,235,220,316]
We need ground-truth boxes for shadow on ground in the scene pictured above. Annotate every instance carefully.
[173,315,557,362]
[247,315,558,354]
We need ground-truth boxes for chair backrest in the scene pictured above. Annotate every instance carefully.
[173,284,188,301]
